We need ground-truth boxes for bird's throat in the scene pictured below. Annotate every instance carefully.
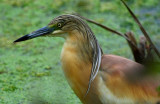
[62,30,93,62]
[60,30,93,99]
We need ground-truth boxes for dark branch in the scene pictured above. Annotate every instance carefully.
[74,14,138,51]
[120,0,160,58]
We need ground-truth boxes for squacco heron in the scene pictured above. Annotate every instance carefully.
[14,15,160,104]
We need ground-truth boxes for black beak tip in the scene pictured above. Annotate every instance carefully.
[13,34,30,43]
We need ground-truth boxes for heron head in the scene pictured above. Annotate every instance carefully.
[14,14,84,42]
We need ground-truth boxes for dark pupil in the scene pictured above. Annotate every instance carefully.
[58,23,61,27]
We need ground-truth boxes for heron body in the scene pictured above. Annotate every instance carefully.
[14,15,160,104]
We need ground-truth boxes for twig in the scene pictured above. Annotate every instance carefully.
[78,14,137,45]
[80,15,126,38]
[120,0,160,58]
[74,14,138,50]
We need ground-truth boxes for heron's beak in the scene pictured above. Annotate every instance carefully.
[14,26,54,43]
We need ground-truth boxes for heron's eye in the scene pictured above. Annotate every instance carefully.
[57,23,62,28]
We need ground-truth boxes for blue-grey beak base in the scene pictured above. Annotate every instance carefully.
[14,26,54,43]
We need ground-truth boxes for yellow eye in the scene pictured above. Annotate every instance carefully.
[57,23,62,28]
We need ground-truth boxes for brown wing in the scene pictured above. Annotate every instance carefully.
[99,54,160,102]
[100,54,145,81]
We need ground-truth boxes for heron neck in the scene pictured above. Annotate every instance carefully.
[60,30,94,100]
[62,30,93,62]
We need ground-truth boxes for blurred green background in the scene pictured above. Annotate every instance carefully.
[0,0,160,104]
